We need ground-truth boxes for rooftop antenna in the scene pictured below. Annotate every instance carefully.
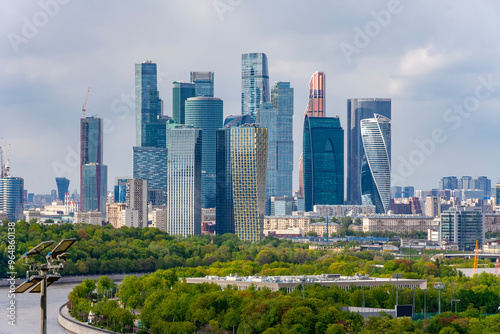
[82,87,90,118]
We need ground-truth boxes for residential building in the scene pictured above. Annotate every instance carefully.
[190,71,214,97]
[271,81,294,197]
[313,204,376,217]
[346,98,391,206]
[362,215,436,234]
[440,206,484,251]
[241,53,269,120]
[126,179,148,228]
[216,124,267,241]
[303,115,344,212]
[106,202,126,228]
[172,81,195,124]
[167,126,202,237]
[425,197,441,218]
[0,176,24,222]
[185,97,223,208]
[74,211,102,225]
[484,214,500,233]
[151,207,168,232]
[55,177,70,203]
[121,209,139,228]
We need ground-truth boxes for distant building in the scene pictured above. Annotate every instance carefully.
[264,215,340,237]
[126,179,148,228]
[0,176,24,222]
[74,211,102,225]
[425,197,441,218]
[241,53,269,120]
[391,197,422,215]
[121,209,139,228]
[55,177,70,203]
[362,215,436,234]
[172,81,195,124]
[167,126,202,237]
[439,176,458,191]
[151,207,168,232]
[313,204,376,217]
[440,206,484,251]
[190,71,214,97]
[106,202,127,228]
[133,147,168,205]
[114,178,130,203]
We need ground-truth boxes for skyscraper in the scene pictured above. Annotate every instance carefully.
[256,102,277,198]
[271,82,294,197]
[190,71,214,97]
[241,53,270,120]
[135,61,162,147]
[185,97,223,208]
[55,177,70,203]
[80,116,107,215]
[172,81,195,124]
[360,114,391,213]
[346,98,391,209]
[216,124,267,242]
[0,176,24,222]
[133,147,168,204]
[303,115,344,212]
[114,178,130,203]
[439,176,458,190]
[126,179,148,228]
[299,72,326,197]
[167,126,202,237]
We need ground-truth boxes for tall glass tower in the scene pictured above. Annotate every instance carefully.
[271,82,294,197]
[167,126,202,237]
[300,72,326,197]
[346,98,391,209]
[0,176,24,222]
[303,116,344,212]
[172,81,195,124]
[241,53,270,120]
[135,61,162,147]
[190,71,214,97]
[185,97,223,208]
[55,177,70,203]
[360,114,391,213]
[256,102,277,198]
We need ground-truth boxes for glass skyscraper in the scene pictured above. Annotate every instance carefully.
[300,72,326,197]
[346,98,391,209]
[257,102,277,198]
[55,177,70,203]
[0,176,24,222]
[114,178,130,203]
[80,116,107,215]
[190,71,214,97]
[135,61,162,147]
[360,114,391,213]
[185,97,223,208]
[133,147,168,204]
[167,126,202,237]
[271,81,294,197]
[216,124,267,242]
[441,206,484,251]
[241,53,270,120]
[303,116,344,212]
[172,81,195,124]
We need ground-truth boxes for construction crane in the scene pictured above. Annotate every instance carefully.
[82,87,90,118]
[473,240,479,275]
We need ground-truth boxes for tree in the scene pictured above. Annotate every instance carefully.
[306,231,318,237]
[97,276,116,297]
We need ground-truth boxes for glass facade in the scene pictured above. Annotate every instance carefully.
[185,97,223,208]
[190,71,214,97]
[81,163,107,218]
[55,177,70,203]
[135,61,162,147]
[360,114,391,213]
[257,102,277,197]
[346,98,391,206]
[0,176,24,222]
[303,116,344,212]
[440,206,484,251]
[216,128,234,235]
[305,72,325,117]
[271,82,294,197]
[80,117,102,165]
[167,127,202,237]
[133,147,168,204]
[114,178,130,203]
[224,114,253,128]
[241,53,270,120]
[172,81,195,124]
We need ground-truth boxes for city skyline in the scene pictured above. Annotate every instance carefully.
[2,1,500,194]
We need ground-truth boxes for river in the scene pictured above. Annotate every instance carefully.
[1,283,76,334]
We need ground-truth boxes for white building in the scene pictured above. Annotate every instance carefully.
[74,211,102,225]
[121,209,139,228]
[362,214,436,234]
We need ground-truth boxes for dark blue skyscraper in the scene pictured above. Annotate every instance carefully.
[303,116,344,212]
[55,177,70,203]
[133,147,168,204]
[185,97,223,208]
[0,176,24,222]
[190,72,214,97]
[135,61,162,147]
[271,82,294,197]
[172,81,195,124]
[346,98,391,209]
[241,53,270,120]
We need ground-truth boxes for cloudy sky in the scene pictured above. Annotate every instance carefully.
[1,0,500,195]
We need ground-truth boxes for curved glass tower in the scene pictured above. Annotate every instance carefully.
[303,115,344,212]
[185,97,223,208]
[360,114,391,213]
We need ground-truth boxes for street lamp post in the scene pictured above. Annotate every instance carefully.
[424,289,428,319]
[393,273,403,306]
[434,283,445,315]
[450,282,454,312]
